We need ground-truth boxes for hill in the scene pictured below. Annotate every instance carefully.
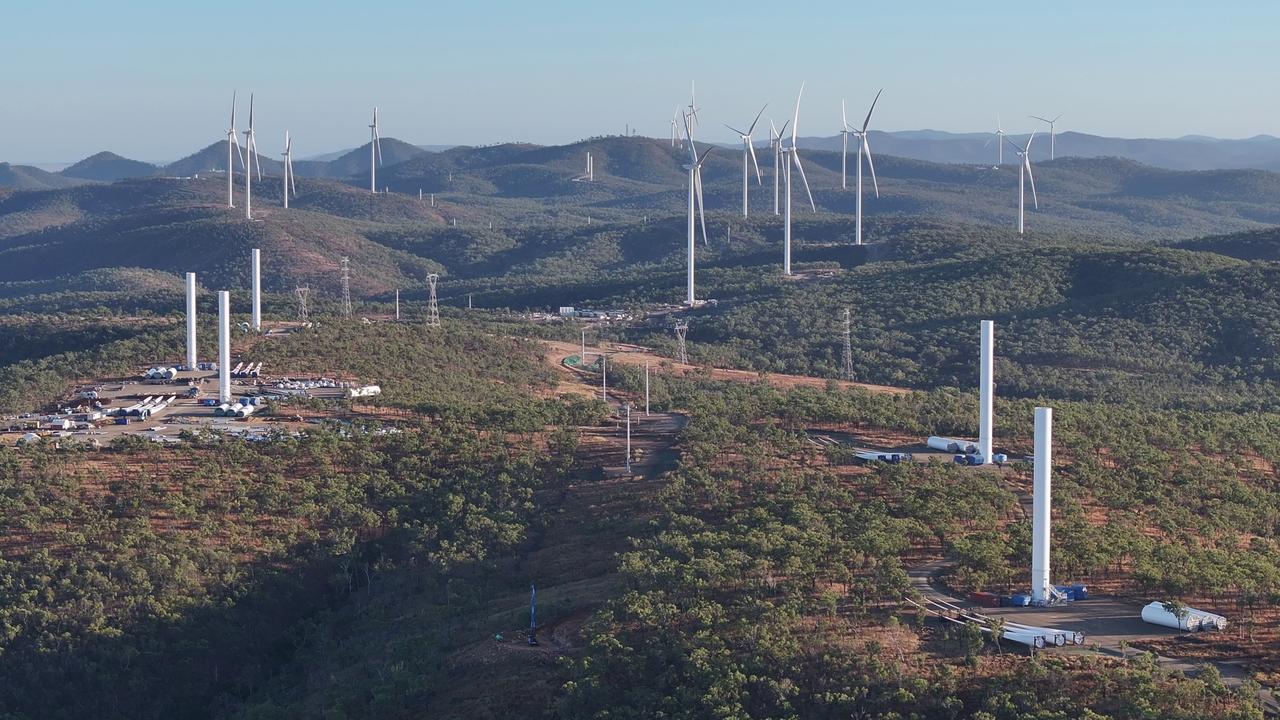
[297,137,428,179]
[0,162,89,190]
[798,129,1280,170]
[164,141,284,178]
[0,176,441,294]
[61,151,159,182]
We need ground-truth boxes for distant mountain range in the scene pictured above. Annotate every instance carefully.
[5,130,1280,193]
[796,130,1280,172]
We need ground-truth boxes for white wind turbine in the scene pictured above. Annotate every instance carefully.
[780,84,816,276]
[724,104,766,218]
[987,114,1006,166]
[686,81,700,128]
[242,94,262,220]
[1007,131,1038,234]
[1030,114,1062,160]
[670,107,681,147]
[681,112,712,305]
[369,107,383,194]
[281,131,296,208]
[226,92,245,208]
[848,89,883,246]
[770,118,789,215]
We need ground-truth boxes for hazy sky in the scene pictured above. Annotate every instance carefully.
[5,0,1278,162]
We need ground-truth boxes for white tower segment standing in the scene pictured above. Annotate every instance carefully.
[724,104,766,218]
[251,248,262,331]
[243,94,262,220]
[849,89,882,246]
[185,272,198,369]
[979,320,994,464]
[369,107,383,194]
[1031,406,1053,604]
[780,84,816,277]
[281,131,296,208]
[680,113,712,305]
[218,291,231,403]
[226,93,245,208]
[1007,132,1039,235]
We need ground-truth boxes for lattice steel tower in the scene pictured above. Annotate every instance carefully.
[426,273,441,327]
[295,286,310,322]
[842,307,854,380]
[674,320,689,365]
[339,257,352,317]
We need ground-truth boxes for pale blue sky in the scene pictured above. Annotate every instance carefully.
[5,0,1278,162]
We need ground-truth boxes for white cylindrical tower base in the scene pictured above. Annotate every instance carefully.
[979,320,994,463]
[1031,406,1053,604]
[251,248,262,331]
[185,272,198,369]
[218,291,232,403]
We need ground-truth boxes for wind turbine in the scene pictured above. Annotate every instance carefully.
[369,107,383,194]
[242,94,262,220]
[987,114,1006,166]
[780,84,816,276]
[681,112,711,305]
[670,107,681,147]
[1007,131,1038,234]
[281,131,296,208]
[770,118,789,215]
[226,92,245,208]
[1030,114,1062,160]
[686,81,700,128]
[724,104,766,217]
[849,89,883,246]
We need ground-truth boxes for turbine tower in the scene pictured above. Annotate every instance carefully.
[281,131,296,208]
[242,94,262,220]
[369,107,383,194]
[1031,406,1054,604]
[842,308,853,380]
[979,320,994,464]
[185,272,198,369]
[770,119,789,216]
[226,92,245,208]
[849,89,883,246]
[994,114,1006,166]
[680,113,711,306]
[724,104,766,217]
[251,248,262,332]
[1007,132,1038,234]
[217,291,231,403]
[1030,114,1062,160]
[780,84,816,276]
[339,256,352,317]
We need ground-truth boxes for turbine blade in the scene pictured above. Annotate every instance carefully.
[1024,130,1037,153]
[697,144,715,165]
[1030,115,1050,123]
[376,136,383,166]
[1026,159,1038,209]
[748,141,762,183]
[842,99,848,130]
[791,82,805,143]
[725,123,747,136]
[863,137,880,198]
[861,88,883,132]
[793,153,815,211]
[231,91,238,128]
[233,136,245,169]
[748,104,766,135]
[694,169,708,245]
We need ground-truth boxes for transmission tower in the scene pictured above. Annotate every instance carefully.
[426,273,441,327]
[842,307,854,380]
[294,286,310,322]
[674,320,689,365]
[339,256,352,317]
